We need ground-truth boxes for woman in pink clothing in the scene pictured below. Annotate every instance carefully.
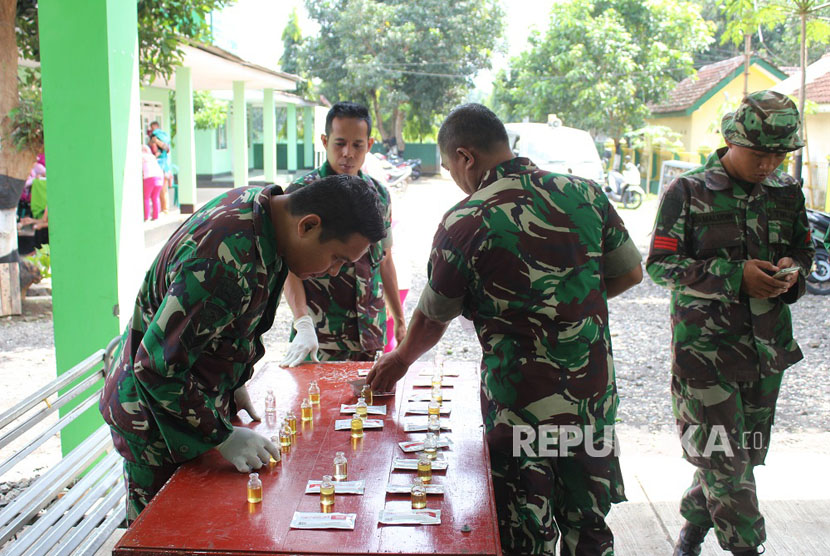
[141,145,164,221]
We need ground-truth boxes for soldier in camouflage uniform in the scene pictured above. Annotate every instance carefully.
[281,102,405,365]
[368,104,643,556]
[646,90,814,556]
[99,176,386,522]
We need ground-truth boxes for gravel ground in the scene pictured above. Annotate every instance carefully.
[1,174,828,471]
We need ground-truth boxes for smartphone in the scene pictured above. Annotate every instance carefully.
[772,267,799,280]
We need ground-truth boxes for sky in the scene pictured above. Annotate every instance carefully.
[211,0,559,90]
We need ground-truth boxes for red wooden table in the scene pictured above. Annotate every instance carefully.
[114,361,502,555]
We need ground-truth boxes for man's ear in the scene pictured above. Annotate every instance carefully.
[297,214,322,239]
[456,147,475,170]
[321,134,329,149]
[367,136,375,150]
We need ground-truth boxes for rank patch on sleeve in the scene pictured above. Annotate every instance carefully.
[653,235,678,252]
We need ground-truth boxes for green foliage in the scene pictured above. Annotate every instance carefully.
[627,125,685,151]
[6,68,43,152]
[302,0,504,144]
[25,244,51,280]
[493,0,713,142]
[193,91,229,130]
[279,8,312,98]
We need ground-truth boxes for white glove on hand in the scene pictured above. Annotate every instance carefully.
[280,315,319,367]
[216,426,280,473]
[233,385,260,421]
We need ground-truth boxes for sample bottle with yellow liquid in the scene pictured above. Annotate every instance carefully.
[360,384,373,405]
[247,472,262,503]
[269,436,281,466]
[355,397,368,420]
[333,451,348,481]
[431,385,443,406]
[427,401,440,417]
[417,453,432,483]
[320,475,335,507]
[423,432,438,460]
[301,398,312,422]
[286,410,297,434]
[428,414,441,439]
[308,381,321,406]
[279,422,292,450]
[350,414,364,439]
[411,477,427,509]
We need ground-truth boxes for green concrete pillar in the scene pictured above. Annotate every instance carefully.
[303,106,313,169]
[39,0,145,454]
[287,104,298,172]
[176,67,196,213]
[232,80,248,188]
[263,89,277,183]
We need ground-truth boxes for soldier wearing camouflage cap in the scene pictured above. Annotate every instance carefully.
[369,103,643,556]
[646,90,814,555]
[100,176,386,522]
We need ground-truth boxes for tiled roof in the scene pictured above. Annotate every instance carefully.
[774,54,830,105]
[649,56,746,114]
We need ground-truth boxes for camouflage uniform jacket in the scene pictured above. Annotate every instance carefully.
[646,148,814,383]
[290,161,393,353]
[100,186,287,466]
[417,157,641,446]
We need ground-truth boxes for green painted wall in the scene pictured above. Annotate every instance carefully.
[40,0,145,454]
[252,143,313,171]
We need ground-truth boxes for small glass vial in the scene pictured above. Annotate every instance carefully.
[350,414,364,438]
[279,422,292,449]
[355,397,368,420]
[431,370,442,389]
[301,398,312,422]
[247,472,262,503]
[360,384,373,406]
[431,385,443,406]
[286,410,297,434]
[264,389,276,416]
[428,414,441,439]
[427,401,440,417]
[423,432,438,460]
[333,451,348,481]
[417,453,432,483]
[411,477,427,509]
[320,474,335,507]
[269,435,281,465]
[308,381,321,406]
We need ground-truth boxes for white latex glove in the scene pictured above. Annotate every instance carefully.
[280,315,319,367]
[216,426,280,473]
[233,385,260,421]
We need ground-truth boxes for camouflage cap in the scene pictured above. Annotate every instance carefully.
[721,90,803,153]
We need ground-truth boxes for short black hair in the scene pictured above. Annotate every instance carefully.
[325,102,372,138]
[438,103,509,155]
[287,174,386,244]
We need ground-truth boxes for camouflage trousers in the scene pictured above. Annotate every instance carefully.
[489,445,625,556]
[671,371,783,551]
[122,459,179,524]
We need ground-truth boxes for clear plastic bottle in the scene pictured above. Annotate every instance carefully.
[360,384,373,406]
[417,453,432,483]
[411,477,427,509]
[308,381,321,406]
[264,389,276,416]
[350,414,364,438]
[355,397,368,420]
[269,436,281,465]
[333,451,348,481]
[320,474,335,507]
[423,432,438,460]
[286,410,297,434]
[247,472,262,503]
[428,414,441,439]
[301,398,312,422]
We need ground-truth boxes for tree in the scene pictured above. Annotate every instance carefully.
[279,8,310,98]
[493,0,713,151]
[301,0,504,151]
[1,0,234,315]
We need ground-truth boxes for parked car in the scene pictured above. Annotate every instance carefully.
[505,121,605,184]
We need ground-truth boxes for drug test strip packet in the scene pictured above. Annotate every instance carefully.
[305,480,365,495]
[335,418,384,430]
[378,509,441,525]
[408,391,452,402]
[398,437,453,453]
[403,419,451,432]
[412,378,455,388]
[393,457,449,471]
[340,404,388,415]
[418,369,460,377]
[290,512,357,530]
[386,483,444,494]
[405,402,452,415]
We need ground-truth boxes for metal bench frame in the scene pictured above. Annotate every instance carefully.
[0,337,126,556]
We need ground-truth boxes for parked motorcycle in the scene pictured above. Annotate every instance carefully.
[604,159,645,209]
[362,152,412,188]
[806,208,830,295]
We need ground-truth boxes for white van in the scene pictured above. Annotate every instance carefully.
[504,121,605,184]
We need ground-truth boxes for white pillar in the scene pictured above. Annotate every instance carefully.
[232,80,248,188]
[263,88,276,183]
